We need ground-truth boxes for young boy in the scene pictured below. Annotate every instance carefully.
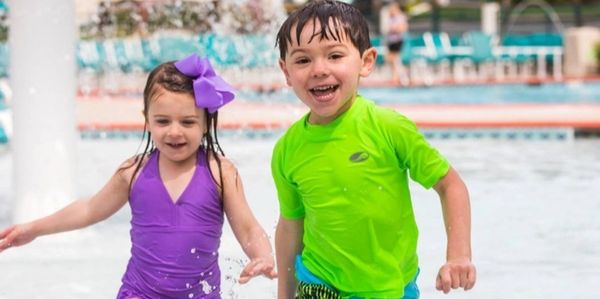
[271,1,476,298]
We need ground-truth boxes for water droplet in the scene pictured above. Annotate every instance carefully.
[188,293,194,298]
[199,280,212,294]
[190,248,196,254]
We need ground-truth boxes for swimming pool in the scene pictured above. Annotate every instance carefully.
[71,81,600,142]
[238,81,600,105]
[1,136,599,298]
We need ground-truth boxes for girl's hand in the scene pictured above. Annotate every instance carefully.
[435,258,476,293]
[0,224,37,253]
[238,256,277,284]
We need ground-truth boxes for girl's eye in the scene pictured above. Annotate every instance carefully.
[156,119,169,125]
[181,120,197,126]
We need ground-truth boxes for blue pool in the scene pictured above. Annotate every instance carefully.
[238,81,600,105]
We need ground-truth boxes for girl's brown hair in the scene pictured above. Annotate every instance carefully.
[125,62,225,198]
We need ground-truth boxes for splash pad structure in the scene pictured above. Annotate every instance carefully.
[10,0,78,222]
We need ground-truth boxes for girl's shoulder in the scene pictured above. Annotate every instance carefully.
[206,152,238,179]
[116,153,152,184]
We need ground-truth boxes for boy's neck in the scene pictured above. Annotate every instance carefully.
[307,94,359,125]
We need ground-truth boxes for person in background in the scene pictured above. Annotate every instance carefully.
[97,1,113,38]
[381,1,409,85]
[0,54,276,298]
[272,1,476,298]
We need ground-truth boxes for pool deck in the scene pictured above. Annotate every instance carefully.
[71,73,600,132]
[77,95,600,131]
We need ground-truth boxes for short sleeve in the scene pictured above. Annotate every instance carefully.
[271,138,305,219]
[383,111,450,189]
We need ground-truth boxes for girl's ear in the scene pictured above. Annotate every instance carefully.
[359,47,377,77]
[278,59,292,86]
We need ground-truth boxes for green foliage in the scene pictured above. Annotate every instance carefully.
[78,1,279,39]
[514,0,599,4]
[0,23,6,42]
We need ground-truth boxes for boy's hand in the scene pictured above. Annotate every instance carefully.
[238,256,277,284]
[435,258,476,293]
[0,224,37,253]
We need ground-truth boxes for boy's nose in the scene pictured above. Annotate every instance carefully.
[310,59,329,78]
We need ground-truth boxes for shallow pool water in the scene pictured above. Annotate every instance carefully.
[1,136,599,298]
[238,81,600,105]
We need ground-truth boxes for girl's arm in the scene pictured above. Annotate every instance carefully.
[218,157,276,284]
[275,216,303,299]
[432,166,477,293]
[0,158,134,252]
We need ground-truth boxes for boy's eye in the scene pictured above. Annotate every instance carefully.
[295,58,310,64]
[330,53,344,60]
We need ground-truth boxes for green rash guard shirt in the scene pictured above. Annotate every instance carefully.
[271,96,450,298]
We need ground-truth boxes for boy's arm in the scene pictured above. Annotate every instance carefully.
[0,161,132,252]
[275,216,303,299]
[432,166,476,293]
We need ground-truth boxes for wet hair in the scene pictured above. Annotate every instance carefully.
[124,62,225,198]
[275,0,372,60]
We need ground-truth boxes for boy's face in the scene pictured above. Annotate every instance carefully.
[279,18,376,125]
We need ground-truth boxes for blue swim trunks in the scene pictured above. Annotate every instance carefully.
[295,255,420,299]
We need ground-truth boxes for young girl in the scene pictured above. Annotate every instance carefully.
[0,54,277,298]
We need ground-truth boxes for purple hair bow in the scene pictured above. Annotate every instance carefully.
[174,54,235,113]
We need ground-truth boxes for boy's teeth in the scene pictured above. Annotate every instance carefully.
[312,85,334,91]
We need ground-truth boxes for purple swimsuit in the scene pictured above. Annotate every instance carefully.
[117,149,224,299]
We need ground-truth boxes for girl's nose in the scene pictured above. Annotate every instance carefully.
[167,124,183,136]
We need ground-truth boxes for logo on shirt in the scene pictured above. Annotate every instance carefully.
[349,151,369,163]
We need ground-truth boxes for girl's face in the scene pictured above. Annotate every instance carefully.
[146,89,206,165]
[278,18,376,125]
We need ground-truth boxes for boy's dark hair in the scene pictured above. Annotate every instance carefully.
[124,62,225,197]
[275,0,372,60]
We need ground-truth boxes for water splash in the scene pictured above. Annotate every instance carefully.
[199,280,212,294]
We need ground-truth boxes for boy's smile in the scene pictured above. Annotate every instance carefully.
[279,18,376,125]
[310,84,339,103]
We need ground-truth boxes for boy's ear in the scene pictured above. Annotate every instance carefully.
[359,47,377,77]
[278,58,292,86]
